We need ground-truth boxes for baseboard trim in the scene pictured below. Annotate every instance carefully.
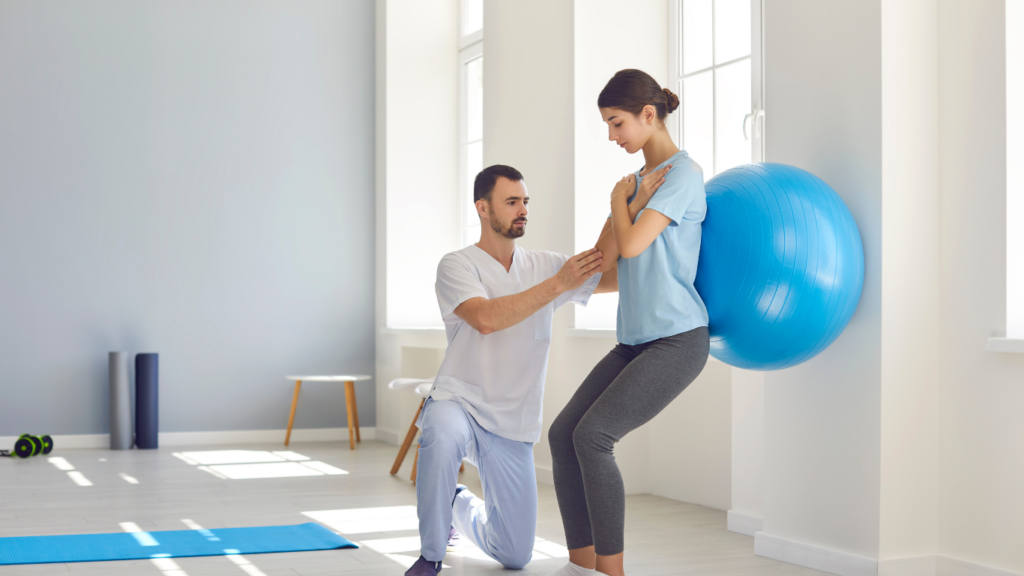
[755,531,878,576]
[878,555,937,576]
[0,434,109,449]
[727,510,763,536]
[754,533,1023,576]
[937,555,1023,576]
[0,428,376,450]
[535,463,553,485]
[374,427,399,446]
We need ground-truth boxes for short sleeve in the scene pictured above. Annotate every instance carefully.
[643,160,705,225]
[555,273,601,309]
[546,251,602,309]
[435,254,487,323]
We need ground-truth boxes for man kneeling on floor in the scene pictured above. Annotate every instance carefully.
[405,165,618,575]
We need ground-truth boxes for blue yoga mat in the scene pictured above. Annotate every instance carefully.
[0,522,356,566]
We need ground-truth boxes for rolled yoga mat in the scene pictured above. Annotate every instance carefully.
[0,522,356,565]
[108,352,133,450]
[135,353,158,449]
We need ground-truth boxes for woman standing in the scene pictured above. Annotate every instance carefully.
[547,69,710,576]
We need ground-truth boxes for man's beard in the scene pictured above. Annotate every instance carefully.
[489,212,526,239]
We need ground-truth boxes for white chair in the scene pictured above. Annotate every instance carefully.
[387,378,463,483]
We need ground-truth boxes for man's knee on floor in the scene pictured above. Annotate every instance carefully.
[494,543,533,570]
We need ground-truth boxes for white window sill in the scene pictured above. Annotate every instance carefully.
[566,329,617,338]
[986,337,1024,353]
[381,327,446,336]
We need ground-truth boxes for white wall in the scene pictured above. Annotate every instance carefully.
[879,0,942,566]
[730,368,764,534]
[0,0,376,435]
[757,2,1023,575]
[937,1,1024,573]
[761,0,884,563]
[647,359,732,510]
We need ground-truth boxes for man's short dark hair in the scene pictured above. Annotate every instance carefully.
[473,164,524,204]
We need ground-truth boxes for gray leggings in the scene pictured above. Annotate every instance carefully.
[548,326,710,556]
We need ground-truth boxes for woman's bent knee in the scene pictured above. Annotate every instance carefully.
[571,420,613,457]
[548,413,575,454]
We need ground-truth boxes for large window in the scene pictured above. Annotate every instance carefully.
[459,0,483,248]
[669,0,763,179]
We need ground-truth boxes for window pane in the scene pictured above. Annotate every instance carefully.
[463,0,483,37]
[466,57,483,142]
[714,58,752,174]
[683,70,714,179]
[683,0,713,74]
[714,0,751,64]
[465,141,483,223]
[463,225,480,248]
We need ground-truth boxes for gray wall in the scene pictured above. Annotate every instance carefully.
[0,0,376,435]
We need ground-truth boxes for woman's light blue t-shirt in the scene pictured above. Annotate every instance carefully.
[616,150,709,345]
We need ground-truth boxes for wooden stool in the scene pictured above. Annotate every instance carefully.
[285,375,371,450]
[387,380,464,483]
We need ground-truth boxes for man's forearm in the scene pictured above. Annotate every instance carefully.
[469,278,562,334]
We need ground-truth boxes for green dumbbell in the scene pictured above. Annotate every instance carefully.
[1,434,53,458]
[18,434,52,456]
[13,436,35,458]
[40,435,53,455]
[19,434,42,456]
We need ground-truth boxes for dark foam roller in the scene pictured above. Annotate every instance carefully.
[135,353,159,449]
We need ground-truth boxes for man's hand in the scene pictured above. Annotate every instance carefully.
[553,248,603,292]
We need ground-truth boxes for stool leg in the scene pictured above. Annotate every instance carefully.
[285,380,302,446]
[344,381,356,450]
[349,381,361,443]
[410,443,419,484]
[391,399,425,475]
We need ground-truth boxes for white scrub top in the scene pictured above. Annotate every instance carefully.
[424,244,600,444]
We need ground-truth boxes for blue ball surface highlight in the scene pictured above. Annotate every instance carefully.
[694,163,864,370]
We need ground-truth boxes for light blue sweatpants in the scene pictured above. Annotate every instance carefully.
[416,398,537,569]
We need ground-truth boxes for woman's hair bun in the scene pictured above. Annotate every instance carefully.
[662,88,680,114]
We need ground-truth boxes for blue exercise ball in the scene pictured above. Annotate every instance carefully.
[694,163,864,370]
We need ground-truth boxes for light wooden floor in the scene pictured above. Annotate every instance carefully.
[0,440,827,576]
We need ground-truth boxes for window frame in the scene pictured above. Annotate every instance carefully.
[989,0,1024,351]
[667,0,764,177]
[458,1,483,248]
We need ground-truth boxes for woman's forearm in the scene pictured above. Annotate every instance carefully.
[628,194,651,219]
[610,194,635,256]
[595,219,619,272]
